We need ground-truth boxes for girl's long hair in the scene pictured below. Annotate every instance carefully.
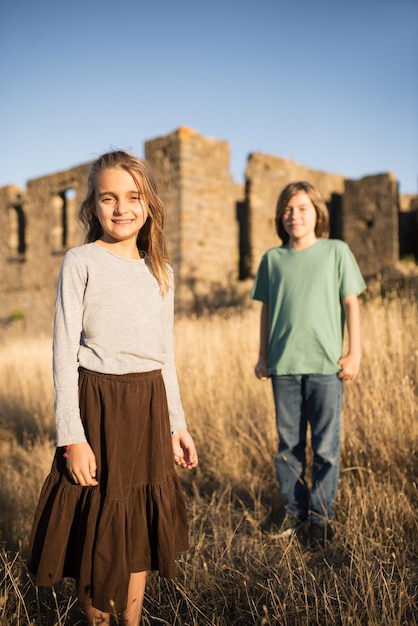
[275,181,329,244]
[79,151,171,295]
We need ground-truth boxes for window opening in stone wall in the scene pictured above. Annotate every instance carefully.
[327,194,343,240]
[8,204,26,256]
[51,188,77,250]
[237,198,251,280]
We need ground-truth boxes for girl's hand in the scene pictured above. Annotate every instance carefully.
[65,442,99,486]
[172,429,198,470]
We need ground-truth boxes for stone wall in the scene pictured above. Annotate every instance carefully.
[0,185,27,330]
[0,164,89,336]
[0,127,417,338]
[343,173,399,278]
[146,127,241,309]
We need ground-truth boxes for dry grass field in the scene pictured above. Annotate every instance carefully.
[0,294,417,625]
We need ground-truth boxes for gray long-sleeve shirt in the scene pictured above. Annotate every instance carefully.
[53,243,187,447]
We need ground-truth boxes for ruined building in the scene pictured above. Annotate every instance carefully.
[1,127,417,338]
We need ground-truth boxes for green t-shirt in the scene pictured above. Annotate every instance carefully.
[251,239,366,375]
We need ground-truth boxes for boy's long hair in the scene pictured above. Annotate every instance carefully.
[79,150,171,295]
[275,181,329,244]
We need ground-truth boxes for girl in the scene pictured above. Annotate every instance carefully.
[252,181,365,548]
[27,151,198,625]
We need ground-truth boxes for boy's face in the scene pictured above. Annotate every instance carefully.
[282,191,317,249]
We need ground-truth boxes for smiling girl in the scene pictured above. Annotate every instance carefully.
[27,151,198,625]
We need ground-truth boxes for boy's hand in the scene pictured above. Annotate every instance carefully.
[172,429,198,470]
[338,353,361,381]
[65,442,99,486]
[255,357,269,380]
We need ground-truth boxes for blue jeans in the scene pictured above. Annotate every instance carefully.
[271,374,343,523]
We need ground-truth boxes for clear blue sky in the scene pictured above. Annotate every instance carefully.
[1,0,417,194]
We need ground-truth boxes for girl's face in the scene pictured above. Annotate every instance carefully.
[281,191,317,249]
[94,168,148,246]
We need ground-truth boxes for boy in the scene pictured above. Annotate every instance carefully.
[251,181,366,547]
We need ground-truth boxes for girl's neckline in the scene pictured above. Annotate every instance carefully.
[91,242,146,262]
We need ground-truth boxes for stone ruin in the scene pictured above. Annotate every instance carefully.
[1,127,417,338]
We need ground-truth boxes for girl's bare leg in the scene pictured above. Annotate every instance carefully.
[122,571,147,626]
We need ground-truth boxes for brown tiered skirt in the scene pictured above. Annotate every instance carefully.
[27,368,189,614]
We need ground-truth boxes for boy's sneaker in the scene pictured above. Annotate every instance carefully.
[308,522,334,549]
[275,514,307,539]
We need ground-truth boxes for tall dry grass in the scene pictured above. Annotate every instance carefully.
[0,295,417,625]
